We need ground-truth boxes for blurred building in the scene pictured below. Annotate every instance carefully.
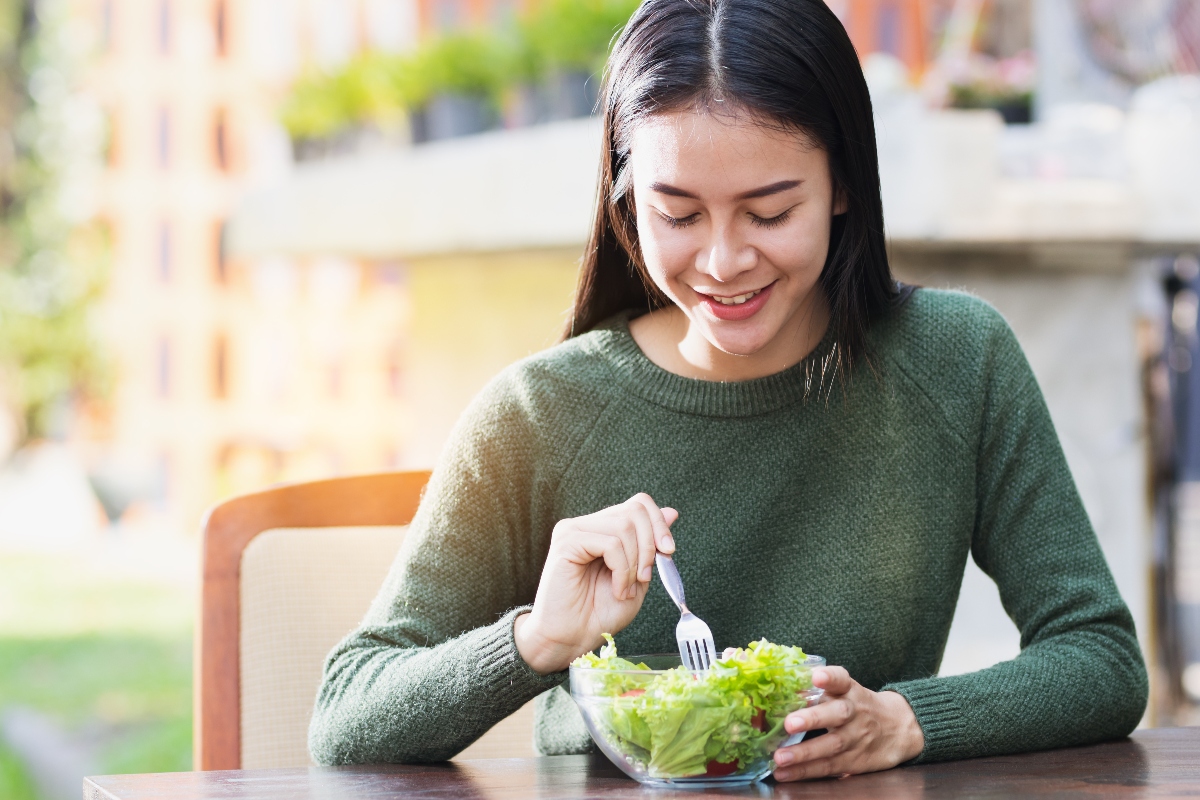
[74,0,421,531]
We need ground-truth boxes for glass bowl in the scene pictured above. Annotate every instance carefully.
[570,653,824,788]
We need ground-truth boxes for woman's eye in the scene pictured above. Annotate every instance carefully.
[658,211,700,229]
[750,209,794,229]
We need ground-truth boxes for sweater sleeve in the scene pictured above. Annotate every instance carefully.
[881,313,1148,763]
[308,372,566,765]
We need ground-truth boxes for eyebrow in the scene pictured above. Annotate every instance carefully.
[648,179,803,201]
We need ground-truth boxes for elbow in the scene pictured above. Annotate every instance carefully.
[1115,652,1150,738]
[1100,625,1149,740]
[308,690,354,766]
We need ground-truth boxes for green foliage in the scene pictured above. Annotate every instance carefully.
[0,553,195,780]
[0,742,39,800]
[0,635,192,734]
[280,0,642,141]
[0,0,109,444]
[282,55,409,140]
[520,0,642,75]
[408,31,515,105]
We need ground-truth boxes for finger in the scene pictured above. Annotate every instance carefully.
[785,697,852,734]
[586,510,645,599]
[774,729,846,767]
[812,666,854,695]
[659,507,679,553]
[570,530,634,600]
[774,756,840,783]
[627,495,664,581]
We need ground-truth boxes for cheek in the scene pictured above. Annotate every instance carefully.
[760,213,832,278]
[636,217,692,285]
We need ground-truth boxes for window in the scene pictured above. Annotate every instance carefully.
[489,0,517,26]
[158,0,171,54]
[101,0,115,51]
[157,221,171,282]
[157,106,171,169]
[156,337,171,398]
[214,220,228,283]
[386,342,403,398]
[214,0,228,56]
[157,107,170,168]
[213,335,229,398]
[877,1,902,57]
[432,0,465,31]
[213,108,229,171]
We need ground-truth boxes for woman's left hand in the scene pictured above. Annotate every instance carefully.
[772,666,925,782]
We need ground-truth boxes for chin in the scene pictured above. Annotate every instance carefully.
[698,323,775,358]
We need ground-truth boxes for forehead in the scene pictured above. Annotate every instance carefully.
[628,109,824,187]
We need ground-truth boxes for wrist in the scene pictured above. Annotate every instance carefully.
[880,689,925,763]
[513,612,576,676]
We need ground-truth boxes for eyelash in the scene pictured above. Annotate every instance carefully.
[657,208,795,230]
[660,212,699,229]
[751,209,794,229]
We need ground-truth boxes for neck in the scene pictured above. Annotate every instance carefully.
[631,290,831,382]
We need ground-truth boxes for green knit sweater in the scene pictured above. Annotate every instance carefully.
[309,288,1147,766]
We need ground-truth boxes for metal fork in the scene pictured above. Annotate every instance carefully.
[655,553,717,671]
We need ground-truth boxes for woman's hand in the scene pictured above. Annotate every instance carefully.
[514,494,677,675]
[772,667,924,782]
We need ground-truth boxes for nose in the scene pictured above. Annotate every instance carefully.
[696,220,756,283]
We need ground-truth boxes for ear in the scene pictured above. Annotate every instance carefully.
[832,183,849,216]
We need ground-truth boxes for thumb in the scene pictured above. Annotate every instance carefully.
[662,507,679,526]
[812,666,854,696]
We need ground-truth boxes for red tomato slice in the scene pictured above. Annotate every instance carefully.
[705,759,739,777]
[619,688,645,697]
[751,709,766,731]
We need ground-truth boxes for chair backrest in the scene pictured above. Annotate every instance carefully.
[239,525,408,768]
[196,471,536,770]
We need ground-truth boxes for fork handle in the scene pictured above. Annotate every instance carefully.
[655,553,688,612]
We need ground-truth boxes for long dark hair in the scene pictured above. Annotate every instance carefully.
[566,0,895,369]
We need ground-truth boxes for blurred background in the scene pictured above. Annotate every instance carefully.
[1,0,1199,796]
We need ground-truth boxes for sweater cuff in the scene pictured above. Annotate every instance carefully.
[881,677,968,764]
[474,606,568,698]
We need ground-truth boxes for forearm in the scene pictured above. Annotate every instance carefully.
[308,607,566,765]
[883,620,1146,763]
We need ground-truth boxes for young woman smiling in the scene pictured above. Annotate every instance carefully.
[309,0,1148,781]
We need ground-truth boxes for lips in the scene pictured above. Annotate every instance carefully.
[697,282,775,321]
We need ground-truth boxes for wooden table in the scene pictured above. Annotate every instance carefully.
[85,726,1200,799]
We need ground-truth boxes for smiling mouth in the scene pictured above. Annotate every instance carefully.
[708,288,766,306]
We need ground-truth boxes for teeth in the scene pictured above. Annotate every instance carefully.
[713,289,762,306]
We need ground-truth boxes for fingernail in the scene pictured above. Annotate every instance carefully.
[639,566,652,581]
[787,714,805,731]
[662,534,675,551]
[627,585,638,599]
[774,751,793,766]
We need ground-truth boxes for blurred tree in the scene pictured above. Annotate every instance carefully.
[0,0,107,448]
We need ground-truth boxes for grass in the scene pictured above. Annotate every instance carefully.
[0,548,195,794]
[0,742,39,800]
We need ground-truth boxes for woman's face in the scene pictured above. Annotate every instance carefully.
[629,109,845,363]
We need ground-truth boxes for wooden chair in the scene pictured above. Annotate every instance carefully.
[195,470,537,770]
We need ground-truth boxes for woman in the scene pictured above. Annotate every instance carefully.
[309,0,1147,781]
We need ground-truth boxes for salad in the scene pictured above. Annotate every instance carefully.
[571,635,816,779]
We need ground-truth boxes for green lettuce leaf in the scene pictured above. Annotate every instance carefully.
[572,636,815,779]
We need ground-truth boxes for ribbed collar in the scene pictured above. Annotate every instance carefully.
[583,310,841,418]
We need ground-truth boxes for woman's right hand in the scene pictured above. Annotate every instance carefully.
[514,494,678,675]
